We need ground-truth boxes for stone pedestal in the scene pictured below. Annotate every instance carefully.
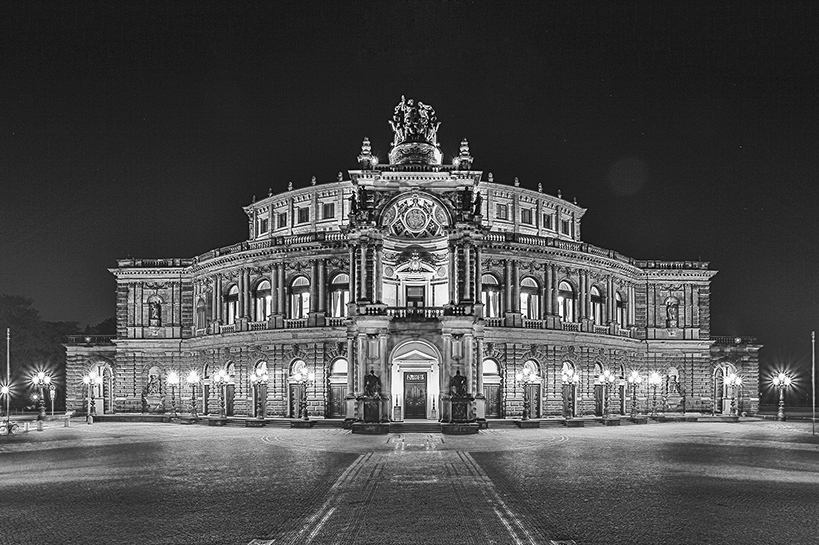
[290,419,316,428]
[449,396,472,423]
[351,422,389,434]
[515,419,540,428]
[208,417,227,426]
[566,419,585,427]
[245,419,266,427]
[603,418,621,426]
[363,397,381,423]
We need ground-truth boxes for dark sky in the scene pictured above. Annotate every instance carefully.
[1,2,817,378]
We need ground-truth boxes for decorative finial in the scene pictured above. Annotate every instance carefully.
[358,137,375,169]
[252,195,256,203]
[558,189,562,199]
[573,197,577,204]
[456,138,473,170]
[514,177,520,187]
[337,172,343,182]
[538,183,543,193]
[288,181,293,191]
[268,188,272,197]
[488,172,494,182]
[311,176,317,186]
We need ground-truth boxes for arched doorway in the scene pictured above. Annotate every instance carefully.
[561,362,579,417]
[327,358,348,418]
[522,360,542,418]
[713,363,737,415]
[390,340,440,420]
[85,358,114,415]
[483,359,502,418]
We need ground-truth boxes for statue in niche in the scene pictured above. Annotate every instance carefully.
[146,372,160,395]
[473,191,483,216]
[449,369,467,398]
[149,300,161,327]
[666,299,679,328]
[364,370,382,398]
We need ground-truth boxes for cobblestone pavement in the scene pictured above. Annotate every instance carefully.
[1,420,818,544]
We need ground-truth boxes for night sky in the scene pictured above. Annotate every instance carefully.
[1,2,817,380]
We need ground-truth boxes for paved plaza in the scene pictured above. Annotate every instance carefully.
[1,420,818,544]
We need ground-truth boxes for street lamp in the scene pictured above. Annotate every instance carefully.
[772,372,792,421]
[186,371,200,420]
[515,366,534,421]
[167,371,179,417]
[32,371,51,420]
[250,368,269,419]
[48,383,56,417]
[601,369,617,419]
[213,369,229,418]
[82,371,102,423]
[627,370,643,417]
[293,368,315,420]
[648,372,662,416]
[561,369,580,418]
[725,373,742,416]
[1,385,16,435]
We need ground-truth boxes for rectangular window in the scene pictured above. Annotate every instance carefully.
[561,219,571,235]
[543,214,553,230]
[297,207,309,224]
[521,208,532,225]
[496,203,509,220]
[257,217,269,234]
[278,212,287,229]
[323,202,335,220]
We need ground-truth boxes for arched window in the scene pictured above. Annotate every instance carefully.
[615,291,626,325]
[330,274,350,317]
[523,359,539,378]
[255,360,268,376]
[291,359,307,377]
[290,276,310,319]
[330,358,348,376]
[254,280,272,322]
[147,295,162,327]
[593,362,604,383]
[225,361,236,382]
[481,274,501,318]
[557,281,575,322]
[196,298,207,329]
[590,286,603,324]
[520,277,540,319]
[225,285,239,325]
[483,359,500,376]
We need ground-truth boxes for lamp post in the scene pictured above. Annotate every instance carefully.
[186,371,200,420]
[725,373,742,416]
[48,383,56,417]
[167,371,179,417]
[601,369,617,419]
[32,371,51,420]
[250,369,269,418]
[294,369,315,420]
[213,369,228,418]
[773,372,792,421]
[627,370,643,417]
[1,385,14,435]
[515,366,534,421]
[648,372,662,416]
[561,369,580,418]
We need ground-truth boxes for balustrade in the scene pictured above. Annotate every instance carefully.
[561,321,581,332]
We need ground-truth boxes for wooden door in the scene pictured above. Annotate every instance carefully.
[290,384,304,418]
[484,384,500,418]
[594,384,603,416]
[404,373,427,419]
[328,385,347,418]
[526,383,541,418]
[225,384,235,416]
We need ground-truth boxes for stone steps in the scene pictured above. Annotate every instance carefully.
[389,421,442,433]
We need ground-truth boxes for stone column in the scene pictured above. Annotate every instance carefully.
[463,244,472,301]
[318,259,326,313]
[359,244,368,301]
[238,269,245,319]
[310,260,318,311]
[374,244,382,303]
[504,260,512,313]
[211,277,218,322]
[512,260,520,313]
[551,265,558,316]
[452,244,459,303]
[270,264,278,315]
[474,246,483,300]
[277,263,286,318]
[349,244,357,303]
[578,271,586,320]
[448,244,457,303]
[216,275,223,323]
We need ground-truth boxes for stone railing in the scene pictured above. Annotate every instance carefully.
[618,328,631,337]
[326,316,347,327]
[711,336,758,345]
[66,335,116,345]
[561,321,581,332]
[484,317,502,327]
[249,321,269,331]
[523,319,547,329]
[284,318,307,329]
[194,328,207,337]
[385,307,444,320]
[220,324,236,334]
[594,325,609,335]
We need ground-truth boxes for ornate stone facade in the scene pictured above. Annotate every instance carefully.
[65,98,761,421]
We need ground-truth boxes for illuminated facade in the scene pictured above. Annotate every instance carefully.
[65,98,761,423]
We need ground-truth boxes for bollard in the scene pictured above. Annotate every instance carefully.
[37,421,43,432]
[64,416,70,427]
[24,422,30,432]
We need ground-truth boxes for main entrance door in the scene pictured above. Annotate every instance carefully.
[404,373,427,419]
